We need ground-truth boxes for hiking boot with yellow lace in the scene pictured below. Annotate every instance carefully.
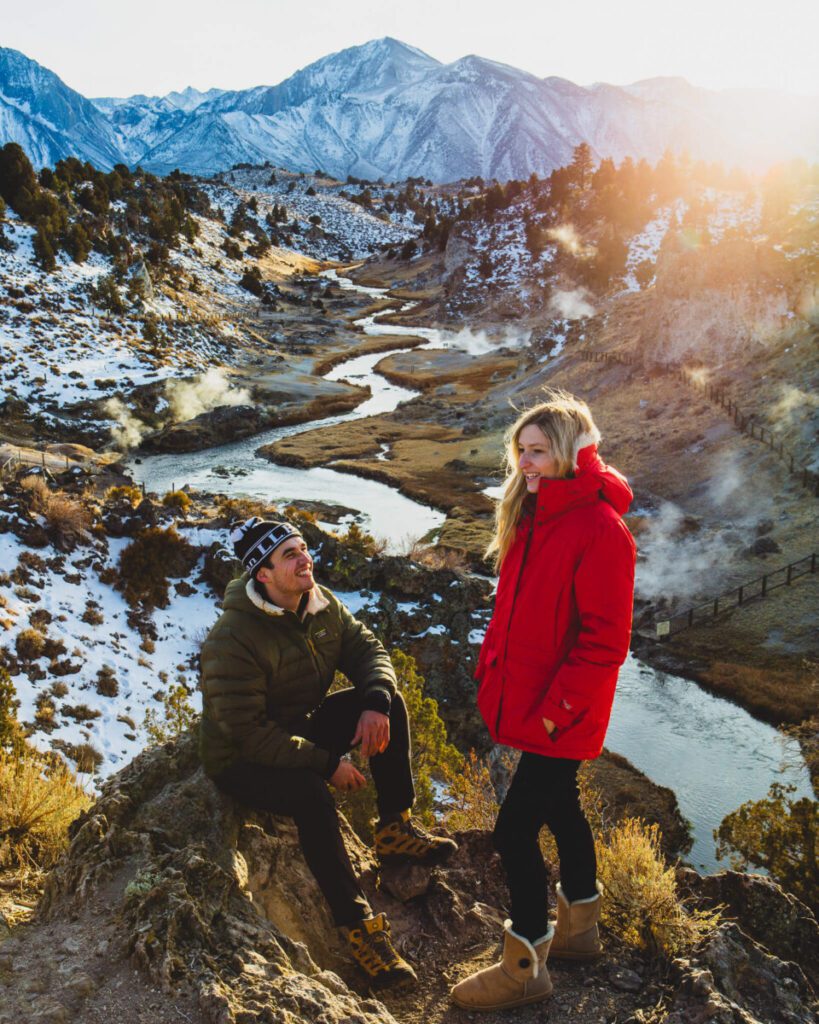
[340,912,418,990]
[374,809,458,865]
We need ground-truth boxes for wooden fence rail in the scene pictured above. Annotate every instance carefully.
[577,350,818,496]
[655,553,817,637]
[0,451,87,482]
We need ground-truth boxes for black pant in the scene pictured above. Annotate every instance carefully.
[493,753,597,942]
[214,688,415,927]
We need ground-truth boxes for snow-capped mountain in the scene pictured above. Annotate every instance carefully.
[2,39,817,181]
[0,47,122,169]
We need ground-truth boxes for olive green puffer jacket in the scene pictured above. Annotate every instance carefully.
[199,575,396,778]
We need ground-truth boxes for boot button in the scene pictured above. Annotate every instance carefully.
[518,958,530,969]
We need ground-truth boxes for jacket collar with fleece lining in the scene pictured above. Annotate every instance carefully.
[244,577,330,618]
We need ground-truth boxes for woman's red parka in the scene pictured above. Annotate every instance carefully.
[476,444,636,760]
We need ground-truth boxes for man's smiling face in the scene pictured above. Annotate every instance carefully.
[255,535,315,606]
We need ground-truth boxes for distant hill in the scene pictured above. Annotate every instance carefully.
[1,39,817,180]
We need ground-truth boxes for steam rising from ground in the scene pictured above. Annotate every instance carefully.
[637,453,774,606]
[636,502,737,604]
[550,289,595,320]
[770,384,818,424]
[103,398,150,450]
[547,225,595,259]
[166,368,251,421]
[445,326,532,355]
[105,369,252,451]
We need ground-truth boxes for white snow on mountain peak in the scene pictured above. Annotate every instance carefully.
[2,39,817,181]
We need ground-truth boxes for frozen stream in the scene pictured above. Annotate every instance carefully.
[130,269,813,872]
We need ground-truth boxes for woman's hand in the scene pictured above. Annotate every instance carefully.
[542,717,556,735]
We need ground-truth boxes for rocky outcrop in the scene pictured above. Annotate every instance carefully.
[1,734,816,1024]
[682,867,819,990]
[0,734,504,1024]
[140,405,267,453]
[140,392,369,454]
[669,922,814,1024]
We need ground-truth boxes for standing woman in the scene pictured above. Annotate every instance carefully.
[451,391,636,1013]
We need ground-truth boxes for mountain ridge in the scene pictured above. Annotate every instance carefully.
[1,39,817,180]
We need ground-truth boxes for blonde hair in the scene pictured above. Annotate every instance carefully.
[486,389,601,570]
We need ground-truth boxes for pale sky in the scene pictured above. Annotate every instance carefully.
[3,0,818,99]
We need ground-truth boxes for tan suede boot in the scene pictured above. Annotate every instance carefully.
[548,883,603,961]
[449,921,554,1011]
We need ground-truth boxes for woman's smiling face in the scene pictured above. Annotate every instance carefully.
[517,424,561,492]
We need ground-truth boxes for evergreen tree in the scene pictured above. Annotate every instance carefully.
[586,228,628,290]
[592,157,617,191]
[654,149,680,201]
[0,142,39,217]
[484,182,505,220]
[33,222,56,271]
[569,142,594,190]
[64,222,92,263]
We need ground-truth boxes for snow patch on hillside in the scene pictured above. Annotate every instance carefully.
[0,526,223,781]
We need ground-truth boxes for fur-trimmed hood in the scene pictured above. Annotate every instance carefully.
[533,442,633,519]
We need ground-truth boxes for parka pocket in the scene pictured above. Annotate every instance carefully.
[497,650,558,747]
[548,707,588,744]
[476,662,501,737]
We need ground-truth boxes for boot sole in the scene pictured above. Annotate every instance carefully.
[369,973,418,993]
[378,846,458,867]
[450,988,553,1011]
[548,949,602,962]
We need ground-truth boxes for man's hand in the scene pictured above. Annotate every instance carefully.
[542,717,556,735]
[352,710,390,758]
[329,758,366,791]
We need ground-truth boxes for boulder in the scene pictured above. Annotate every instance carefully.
[682,868,819,989]
[141,406,266,454]
[670,922,816,1024]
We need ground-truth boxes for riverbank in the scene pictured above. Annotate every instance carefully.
[261,415,497,518]
[634,622,818,791]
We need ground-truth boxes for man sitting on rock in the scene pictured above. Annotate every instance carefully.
[199,516,456,990]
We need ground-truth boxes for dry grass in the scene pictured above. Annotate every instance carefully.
[444,750,500,831]
[406,539,468,571]
[598,818,720,956]
[700,659,818,725]
[443,751,717,957]
[21,476,92,548]
[0,747,92,872]
[161,489,191,513]
[105,484,143,506]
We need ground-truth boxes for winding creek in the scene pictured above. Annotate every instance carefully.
[130,269,814,873]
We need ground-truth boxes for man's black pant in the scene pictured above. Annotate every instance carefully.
[492,753,597,942]
[214,688,414,926]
